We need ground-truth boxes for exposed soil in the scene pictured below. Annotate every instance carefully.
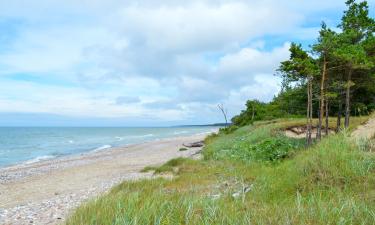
[351,116,375,140]
[284,125,335,139]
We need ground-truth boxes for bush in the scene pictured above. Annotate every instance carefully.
[205,121,305,163]
[219,125,239,134]
[249,136,304,162]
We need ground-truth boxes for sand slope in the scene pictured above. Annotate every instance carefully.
[351,116,375,140]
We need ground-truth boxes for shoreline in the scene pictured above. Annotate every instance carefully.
[0,130,214,172]
[0,132,213,225]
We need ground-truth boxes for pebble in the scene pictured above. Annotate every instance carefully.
[0,137,205,225]
[0,173,151,225]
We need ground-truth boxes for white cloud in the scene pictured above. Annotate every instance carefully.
[217,43,290,78]
[0,79,186,121]
[0,0,364,124]
[0,26,113,74]
[116,2,301,52]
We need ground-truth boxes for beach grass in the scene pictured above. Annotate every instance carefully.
[66,117,375,225]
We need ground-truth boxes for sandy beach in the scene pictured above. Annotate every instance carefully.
[0,133,209,225]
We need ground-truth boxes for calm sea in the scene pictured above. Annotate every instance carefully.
[0,127,217,168]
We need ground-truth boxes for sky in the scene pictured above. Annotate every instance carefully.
[0,0,374,126]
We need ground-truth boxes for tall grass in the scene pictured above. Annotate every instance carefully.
[66,118,375,225]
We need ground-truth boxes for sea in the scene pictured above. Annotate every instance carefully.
[0,126,217,168]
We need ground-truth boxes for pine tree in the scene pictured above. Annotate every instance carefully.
[279,43,319,145]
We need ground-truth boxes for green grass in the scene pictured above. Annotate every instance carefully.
[179,147,188,151]
[203,119,306,163]
[140,158,190,173]
[66,117,375,225]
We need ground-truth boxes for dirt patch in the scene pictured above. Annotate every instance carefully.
[284,125,335,139]
[352,116,375,140]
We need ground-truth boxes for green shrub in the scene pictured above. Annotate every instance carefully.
[204,121,305,163]
[249,136,304,162]
[218,125,239,134]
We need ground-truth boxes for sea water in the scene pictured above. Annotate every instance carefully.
[0,127,217,168]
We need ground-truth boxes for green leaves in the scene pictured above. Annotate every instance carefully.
[279,43,318,84]
[246,136,303,162]
[313,23,339,58]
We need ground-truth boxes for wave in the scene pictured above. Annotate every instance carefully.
[195,129,219,136]
[115,136,125,141]
[115,134,154,141]
[135,134,154,138]
[24,155,56,164]
[173,130,188,135]
[92,144,112,152]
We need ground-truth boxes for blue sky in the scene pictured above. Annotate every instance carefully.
[0,0,374,126]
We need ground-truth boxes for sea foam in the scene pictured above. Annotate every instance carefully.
[24,155,56,164]
[93,145,112,152]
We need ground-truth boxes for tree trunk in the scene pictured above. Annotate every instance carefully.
[251,105,255,121]
[344,68,352,128]
[325,99,329,136]
[306,78,311,146]
[218,104,228,127]
[336,93,342,133]
[307,78,313,145]
[318,57,327,140]
[316,109,320,138]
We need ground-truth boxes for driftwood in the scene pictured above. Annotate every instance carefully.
[183,141,204,148]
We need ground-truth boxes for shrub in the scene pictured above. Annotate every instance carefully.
[219,125,239,134]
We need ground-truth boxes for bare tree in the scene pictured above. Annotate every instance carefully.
[217,103,228,127]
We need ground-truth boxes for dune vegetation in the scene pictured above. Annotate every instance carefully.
[66,116,374,225]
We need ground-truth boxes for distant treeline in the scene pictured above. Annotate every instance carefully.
[231,0,374,145]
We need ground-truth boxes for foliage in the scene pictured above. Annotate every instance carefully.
[231,97,302,127]
[218,125,239,134]
[231,0,375,131]
[205,122,305,163]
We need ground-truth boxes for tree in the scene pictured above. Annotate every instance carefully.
[279,43,319,145]
[312,23,338,139]
[230,1,374,134]
[336,0,375,128]
[217,103,228,127]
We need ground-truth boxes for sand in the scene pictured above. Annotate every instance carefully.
[0,133,210,225]
[351,116,375,140]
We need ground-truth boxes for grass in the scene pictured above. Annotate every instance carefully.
[140,158,189,173]
[66,117,375,225]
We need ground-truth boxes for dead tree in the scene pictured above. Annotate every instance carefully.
[217,104,228,127]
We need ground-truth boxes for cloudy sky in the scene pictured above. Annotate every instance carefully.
[0,0,374,126]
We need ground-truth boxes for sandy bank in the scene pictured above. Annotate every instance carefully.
[0,133,211,225]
